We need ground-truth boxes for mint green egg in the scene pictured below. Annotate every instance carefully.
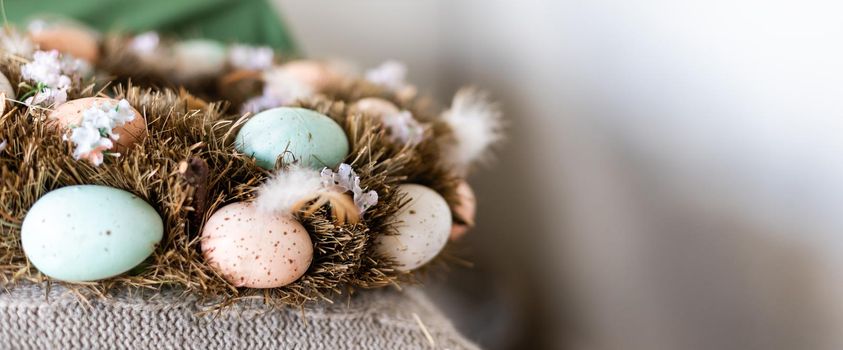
[235,107,349,169]
[21,185,163,282]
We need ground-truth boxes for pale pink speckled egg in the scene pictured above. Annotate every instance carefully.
[49,97,147,153]
[280,60,344,92]
[201,202,313,288]
[449,180,477,241]
[352,97,400,118]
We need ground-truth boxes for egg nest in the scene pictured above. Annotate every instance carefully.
[0,49,462,307]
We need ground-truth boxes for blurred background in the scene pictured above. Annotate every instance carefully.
[276,1,843,349]
[10,0,843,349]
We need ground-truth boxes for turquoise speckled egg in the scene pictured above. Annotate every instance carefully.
[21,185,163,282]
[235,107,349,169]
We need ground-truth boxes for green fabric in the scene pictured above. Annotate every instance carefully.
[1,0,297,54]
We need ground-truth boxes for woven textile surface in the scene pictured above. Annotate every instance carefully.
[0,284,479,349]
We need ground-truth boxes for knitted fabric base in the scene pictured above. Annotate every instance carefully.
[0,284,479,349]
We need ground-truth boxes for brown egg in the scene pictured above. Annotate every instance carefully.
[352,97,400,118]
[449,180,477,241]
[49,97,147,153]
[30,26,99,63]
[201,202,313,288]
[280,60,344,92]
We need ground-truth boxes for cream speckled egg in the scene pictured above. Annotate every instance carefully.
[375,184,451,271]
[49,97,147,152]
[449,180,477,241]
[352,97,400,118]
[29,26,99,63]
[201,202,313,288]
[0,72,14,99]
[280,60,343,92]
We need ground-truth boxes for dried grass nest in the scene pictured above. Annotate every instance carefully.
[0,47,467,308]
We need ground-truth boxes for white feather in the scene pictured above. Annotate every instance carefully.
[441,87,505,175]
[255,165,324,215]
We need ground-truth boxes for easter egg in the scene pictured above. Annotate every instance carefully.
[172,39,227,80]
[0,72,14,99]
[352,98,400,118]
[29,25,99,63]
[280,60,343,91]
[20,185,163,282]
[201,202,313,288]
[375,184,451,271]
[49,97,147,152]
[449,180,477,240]
[235,107,349,169]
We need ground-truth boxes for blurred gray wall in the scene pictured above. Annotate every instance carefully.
[277,1,843,349]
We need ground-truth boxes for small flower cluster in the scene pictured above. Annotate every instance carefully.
[241,68,313,114]
[321,163,378,215]
[228,44,274,71]
[20,50,81,106]
[382,110,425,146]
[65,99,136,166]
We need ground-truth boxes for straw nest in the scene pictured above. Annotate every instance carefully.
[0,46,462,308]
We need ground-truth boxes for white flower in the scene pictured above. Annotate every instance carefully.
[28,86,68,106]
[22,51,66,87]
[69,124,113,166]
[129,32,160,56]
[228,44,274,70]
[21,50,81,106]
[61,54,92,77]
[320,163,378,215]
[365,60,408,91]
[382,110,425,146]
[66,99,136,166]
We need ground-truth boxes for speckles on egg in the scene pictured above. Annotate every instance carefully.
[375,184,451,271]
[234,107,349,169]
[201,202,313,288]
[20,185,163,282]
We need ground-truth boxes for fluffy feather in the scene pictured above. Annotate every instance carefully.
[441,87,505,176]
[255,165,324,215]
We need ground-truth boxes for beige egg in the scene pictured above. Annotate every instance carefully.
[49,97,147,152]
[0,72,14,100]
[30,26,99,63]
[375,184,451,271]
[449,180,477,241]
[280,60,344,92]
[201,202,313,288]
[352,97,400,118]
